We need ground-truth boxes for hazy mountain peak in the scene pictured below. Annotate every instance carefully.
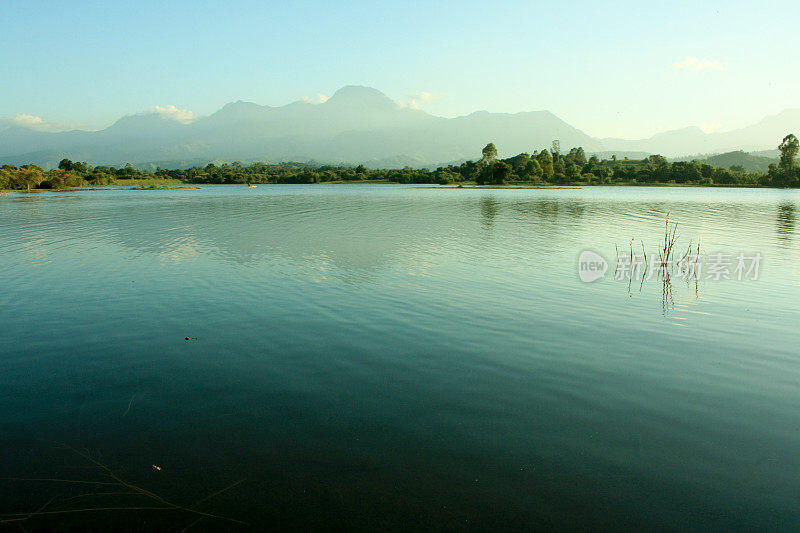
[655,126,705,136]
[2,86,798,167]
[325,85,397,109]
[204,101,273,124]
[107,112,187,131]
[217,100,268,113]
[755,108,800,127]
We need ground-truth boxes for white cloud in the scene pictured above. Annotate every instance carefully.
[410,91,438,103]
[301,93,329,104]
[400,91,442,110]
[700,122,727,133]
[12,113,44,126]
[673,57,725,72]
[5,113,79,132]
[398,99,420,110]
[151,105,194,123]
[1,114,94,132]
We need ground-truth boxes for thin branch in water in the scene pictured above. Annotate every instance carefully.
[179,517,204,533]
[0,507,176,522]
[123,394,135,417]
[64,445,248,525]
[12,493,61,528]
[3,444,249,527]
[57,491,141,505]
[192,479,245,507]
[0,478,119,486]
[640,240,648,269]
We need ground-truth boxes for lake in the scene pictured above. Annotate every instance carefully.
[1,185,799,530]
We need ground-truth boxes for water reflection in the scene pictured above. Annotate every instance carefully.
[3,186,800,530]
[776,202,796,243]
[479,197,499,228]
[510,199,586,222]
[2,185,796,297]
[615,235,702,314]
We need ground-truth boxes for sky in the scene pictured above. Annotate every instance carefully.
[1,0,798,139]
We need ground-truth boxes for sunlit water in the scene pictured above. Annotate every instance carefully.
[1,185,799,530]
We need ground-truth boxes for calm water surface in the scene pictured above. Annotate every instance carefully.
[1,185,799,530]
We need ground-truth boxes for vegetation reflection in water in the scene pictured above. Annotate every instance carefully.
[0,186,799,529]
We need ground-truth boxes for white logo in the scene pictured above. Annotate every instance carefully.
[578,250,608,283]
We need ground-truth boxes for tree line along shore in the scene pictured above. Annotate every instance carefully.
[2,135,798,191]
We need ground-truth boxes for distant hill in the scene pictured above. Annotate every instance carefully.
[700,150,777,173]
[600,110,800,156]
[587,151,651,161]
[1,86,603,169]
[1,86,799,168]
[751,149,780,158]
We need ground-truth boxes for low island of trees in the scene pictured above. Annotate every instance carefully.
[2,135,798,191]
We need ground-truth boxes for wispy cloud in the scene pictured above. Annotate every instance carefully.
[301,93,328,104]
[409,91,438,103]
[673,57,725,72]
[12,113,44,127]
[400,91,442,110]
[151,105,194,123]
[700,122,727,134]
[3,113,84,132]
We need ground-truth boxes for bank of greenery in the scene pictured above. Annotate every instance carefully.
[2,135,798,191]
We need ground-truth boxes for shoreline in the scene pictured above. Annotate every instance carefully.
[1,181,792,193]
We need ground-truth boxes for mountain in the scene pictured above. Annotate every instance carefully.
[601,110,800,156]
[0,86,600,168]
[700,150,777,173]
[1,87,799,168]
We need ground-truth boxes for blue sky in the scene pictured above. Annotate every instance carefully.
[1,0,798,138]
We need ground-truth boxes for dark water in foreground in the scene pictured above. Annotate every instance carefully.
[1,185,799,530]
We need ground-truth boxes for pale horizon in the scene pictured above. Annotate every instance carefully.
[2,0,799,140]
[4,84,798,143]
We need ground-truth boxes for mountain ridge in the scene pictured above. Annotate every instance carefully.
[1,86,798,168]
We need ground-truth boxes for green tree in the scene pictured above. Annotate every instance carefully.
[505,152,530,174]
[536,149,554,181]
[70,161,89,175]
[553,157,565,177]
[434,168,459,184]
[476,160,511,185]
[461,160,479,181]
[491,161,512,185]
[15,165,45,190]
[779,134,799,174]
[525,159,543,179]
[565,162,581,181]
[482,143,498,162]
[566,147,586,166]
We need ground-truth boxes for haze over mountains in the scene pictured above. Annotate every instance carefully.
[1,86,797,169]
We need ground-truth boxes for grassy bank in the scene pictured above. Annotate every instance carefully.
[114,178,186,186]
